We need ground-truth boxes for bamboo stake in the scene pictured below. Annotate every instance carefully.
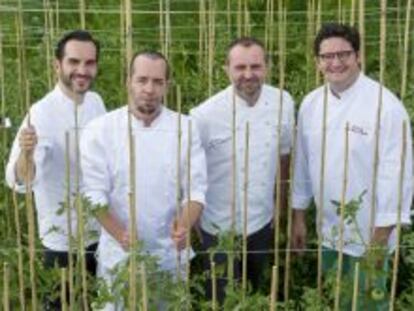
[389,122,407,310]
[198,0,206,71]
[55,0,59,37]
[24,80,38,311]
[185,120,192,289]
[244,0,250,36]
[237,0,242,37]
[269,265,277,310]
[15,16,24,114]
[337,0,342,22]
[140,263,148,311]
[317,83,329,295]
[283,123,298,303]
[227,0,231,38]
[11,189,25,310]
[165,0,171,60]
[79,0,85,29]
[358,0,365,72]
[61,268,68,311]
[400,0,412,100]
[333,123,350,311]
[175,85,183,278]
[350,0,356,26]
[241,122,249,300]
[369,0,386,256]
[74,98,88,311]
[228,89,237,288]
[211,261,217,311]
[159,0,165,55]
[315,0,322,86]
[125,0,133,78]
[396,0,403,71]
[351,262,360,311]
[64,131,75,309]
[207,0,215,97]
[120,0,126,104]
[3,262,9,311]
[0,30,4,120]
[43,0,52,89]
[306,0,315,91]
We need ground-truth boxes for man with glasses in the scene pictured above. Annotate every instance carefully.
[292,23,412,309]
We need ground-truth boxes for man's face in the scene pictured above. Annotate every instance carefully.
[226,44,266,101]
[128,55,168,115]
[317,37,360,90]
[55,40,98,95]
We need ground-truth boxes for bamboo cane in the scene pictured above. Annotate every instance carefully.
[11,189,25,310]
[43,0,52,89]
[306,0,314,91]
[334,123,350,311]
[55,0,59,38]
[283,122,298,304]
[237,0,242,37]
[350,0,356,26]
[0,30,4,120]
[241,122,249,300]
[165,0,171,60]
[228,89,237,288]
[120,0,125,104]
[207,0,215,97]
[244,0,250,36]
[64,131,75,309]
[79,0,85,29]
[351,262,360,311]
[140,262,148,311]
[227,0,231,38]
[185,120,192,289]
[24,80,38,311]
[317,83,329,295]
[337,0,342,22]
[3,262,9,311]
[396,0,403,71]
[400,0,412,100]
[358,0,365,72]
[315,0,322,86]
[73,97,88,311]
[198,0,206,71]
[61,268,68,311]
[369,0,387,267]
[269,265,277,310]
[389,122,407,311]
[159,0,165,55]
[125,0,133,78]
[175,85,183,278]
[15,16,24,114]
[211,261,217,311]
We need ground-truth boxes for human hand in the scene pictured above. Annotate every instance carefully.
[171,221,189,251]
[18,125,37,154]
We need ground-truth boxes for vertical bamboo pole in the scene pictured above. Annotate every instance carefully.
[43,0,52,89]
[237,0,242,37]
[3,262,9,311]
[227,0,231,38]
[125,0,137,308]
[55,0,60,37]
[317,84,329,295]
[79,0,85,29]
[389,122,407,310]
[207,0,215,97]
[140,263,148,311]
[369,0,386,255]
[61,268,68,311]
[241,122,249,300]
[396,0,403,71]
[211,261,217,311]
[315,0,322,86]
[198,0,206,71]
[351,262,360,311]
[337,0,342,22]
[175,85,183,278]
[74,98,88,311]
[243,0,250,36]
[24,80,38,311]
[400,0,412,100]
[333,123,350,311]
[266,0,275,83]
[358,0,365,72]
[306,0,315,91]
[284,124,298,303]
[269,265,277,310]
[165,0,171,60]
[350,0,356,26]
[64,131,75,308]
[15,13,24,114]
[120,0,126,103]
[185,120,192,289]
[159,0,165,55]
[12,189,25,310]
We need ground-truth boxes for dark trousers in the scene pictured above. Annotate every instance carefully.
[43,242,98,310]
[200,222,273,304]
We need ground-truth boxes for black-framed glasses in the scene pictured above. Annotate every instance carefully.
[318,50,355,62]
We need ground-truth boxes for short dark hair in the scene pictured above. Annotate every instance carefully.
[314,23,360,56]
[129,50,170,80]
[55,30,100,61]
[226,37,266,63]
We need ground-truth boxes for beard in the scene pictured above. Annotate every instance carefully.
[59,72,93,95]
[235,78,262,100]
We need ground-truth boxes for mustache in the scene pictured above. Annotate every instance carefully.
[70,73,92,80]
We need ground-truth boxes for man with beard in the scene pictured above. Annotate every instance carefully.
[80,51,206,310]
[6,30,106,309]
[190,37,295,301]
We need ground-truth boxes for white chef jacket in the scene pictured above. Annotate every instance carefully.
[5,84,106,251]
[80,106,207,272]
[293,73,413,257]
[191,84,295,235]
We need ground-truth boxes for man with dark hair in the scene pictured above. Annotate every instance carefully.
[191,37,294,302]
[80,50,206,310]
[6,30,106,309]
[292,23,412,309]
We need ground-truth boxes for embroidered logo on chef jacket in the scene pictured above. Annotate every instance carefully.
[207,136,232,150]
[349,124,369,136]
